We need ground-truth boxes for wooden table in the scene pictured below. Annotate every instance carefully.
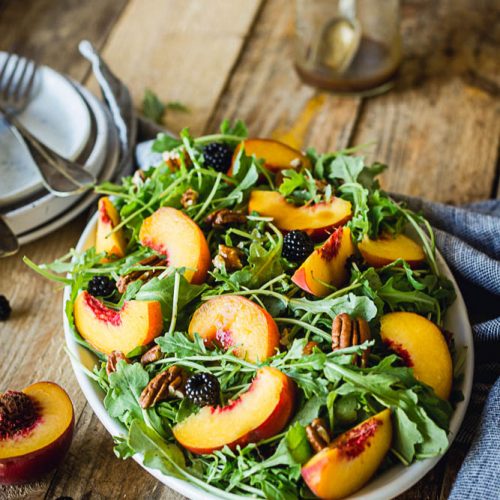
[0,0,498,498]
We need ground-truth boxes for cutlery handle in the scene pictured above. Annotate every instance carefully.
[1,113,94,197]
[0,216,19,257]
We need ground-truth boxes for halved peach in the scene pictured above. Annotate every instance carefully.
[95,197,127,261]
[188,295,280,362]
[248,190,351,239]
[0,382,74,485]
[229,139,311,175]
[172,367,295,454]
[380,312,452,399]
[358,233,425,268]
[301,409,392,499]
[139,207,210,284]
[74,291,163,355]
[292,226,354,297]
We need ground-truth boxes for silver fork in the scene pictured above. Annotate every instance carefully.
[0,53,96,196]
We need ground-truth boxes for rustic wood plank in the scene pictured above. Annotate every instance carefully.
[351,0,500,204]
[93,0,264,136]
[207,0,361,150]
[0,1,130,498]
[0,0,128,81]
[45,405,183,500]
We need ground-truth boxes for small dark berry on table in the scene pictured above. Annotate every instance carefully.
[282,230,314,263]
[87,276,116,298]
[0,295,11,321]
[202,143,233,173]
[185,372,220,407]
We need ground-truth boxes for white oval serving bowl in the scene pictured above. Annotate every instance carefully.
[64,214,474,500]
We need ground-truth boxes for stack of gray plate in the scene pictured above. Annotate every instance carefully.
[0,53,120,245]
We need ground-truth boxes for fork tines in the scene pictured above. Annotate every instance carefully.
[0,52,38,112]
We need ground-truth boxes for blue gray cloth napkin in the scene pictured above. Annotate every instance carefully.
[393,195,500,499]
[135,137,500,498]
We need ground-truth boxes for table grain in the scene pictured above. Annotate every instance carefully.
[0,0,498,499]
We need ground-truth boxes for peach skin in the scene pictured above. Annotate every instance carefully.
[292,226,355,297]
[358,233,425,268]
[172,367,295,454]
[249,190,352,239]
[380,312,453,399]
[139,207,211,284]
[301,409,392,499]
[74,290,163,355]
[95,197,127,261]
[0,382,74,485]
[230,138,311,174]
[188,295,280,362]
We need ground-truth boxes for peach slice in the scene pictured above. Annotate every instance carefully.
[139,207,210,284]
[172,367,295,454]
[188,295,280,362]
[358,233,425,268]
[248,190,351,239]
[230,139,311,174]
[380,312,452,399]
[0,382,74,485]
[292,226,354,297]
[301,409,392,499]
[74,291,163,355]
[95,197,127,261]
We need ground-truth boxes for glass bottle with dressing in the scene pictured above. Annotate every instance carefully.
[294,0,402,96]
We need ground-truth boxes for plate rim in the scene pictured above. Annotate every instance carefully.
[0,52,92,204]
[63,214,474,500]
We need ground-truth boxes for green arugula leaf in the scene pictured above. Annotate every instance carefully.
[127,419,185,477]
[142,89,166,124]
[104,361,149,424]
[285,422,312,464]
[290,293,378,321]
[135,274,208,320]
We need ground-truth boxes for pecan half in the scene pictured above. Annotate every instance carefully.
[117,255,167,293]
[139,366,187,409]
[180,188,199,208]
[141,345,163,365]
[306,418,331,453]
[106,351,130,375]
[205,209,247,229]
[331,313,371,367]
[213,244,243,272]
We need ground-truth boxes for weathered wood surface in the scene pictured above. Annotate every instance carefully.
[0,0,498,498]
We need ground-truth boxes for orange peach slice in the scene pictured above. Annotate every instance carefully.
[95,197,127,261]
[188,295,280,362]
[139,207,211,284]
[292,226,354,297]
[0,382,74,485]
[173,367,295,454]
[230,138,311,174]
[301,409,392,499]
[358,233,425,268]
[248,190,351,239]
[380,312,452,399]
[74,291,163,355]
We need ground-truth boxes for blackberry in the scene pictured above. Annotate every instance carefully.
[202,143,233,172]
[0,295,11,321]
[185,372,220,407]
[282,230,314,263]
[87,276,116,298]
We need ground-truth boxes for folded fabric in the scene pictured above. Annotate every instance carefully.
[395,195,500,500]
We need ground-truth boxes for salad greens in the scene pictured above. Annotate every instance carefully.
[28,120,459,499]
